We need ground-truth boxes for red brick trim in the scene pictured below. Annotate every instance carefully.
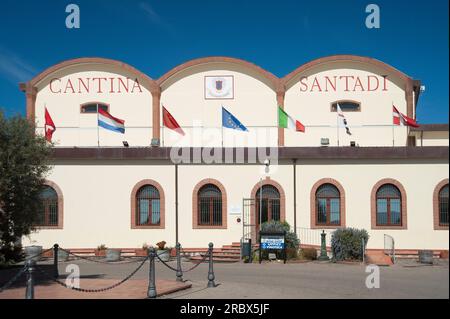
[35,180,64,229]
[250,177,287,228]
[433,179,449,230]
[310,178,346,229]
[157,56,279,89]
[370,178,407,230]
[130,179,165,229]
[192,179,227,229]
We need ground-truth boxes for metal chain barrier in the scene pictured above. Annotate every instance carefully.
[182,252,210,272]
[34,255,149,293]
[154,253,179,272]
[0,264,28,293]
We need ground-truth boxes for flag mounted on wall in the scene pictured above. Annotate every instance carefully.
[278,106,305,132]
[222,107,249,131]
[337,103,352,135]
[98,108,125,133]
[162,105,185,136]
[393,105,419,127]
[44,107,56,142]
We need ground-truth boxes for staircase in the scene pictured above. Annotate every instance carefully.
[187,242,246,263]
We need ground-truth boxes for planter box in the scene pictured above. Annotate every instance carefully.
[157,250,170,262]
[106,249,121,262]
[24,245,43,262]
[135,249,149,257]
[95,249,106,257]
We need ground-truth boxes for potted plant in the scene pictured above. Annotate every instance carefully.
[156,241,170,262]
[135,243,149,257]
[95,244,107,257]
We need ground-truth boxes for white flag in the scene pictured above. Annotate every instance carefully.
[337,103,352,135]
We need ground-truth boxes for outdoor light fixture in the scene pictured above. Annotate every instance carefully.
[350,141,356,147]
[122,141,129,147]
[151,138,160,147]
[321,138,330,146]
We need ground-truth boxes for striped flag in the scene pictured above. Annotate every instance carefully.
[393,105,419,127]
[278,106,305,132]
[98,108,125,133]
[337,103,352,135]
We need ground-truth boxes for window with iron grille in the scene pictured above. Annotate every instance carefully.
[255,185,281,225]
[198,184,222,226]
[439,184,449,226]
[136,185,160,226]
[36,186,58,226]
[315,183,341,226]
[376,184,402,226]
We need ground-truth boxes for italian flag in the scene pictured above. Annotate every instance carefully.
[278,106,305,132]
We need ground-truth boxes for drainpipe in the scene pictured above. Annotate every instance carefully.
[175,164,179,245]
[293,159,297,234]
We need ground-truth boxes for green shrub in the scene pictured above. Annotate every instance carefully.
[300,248,317,260]
[286,247,299,259]
[260,220,300,249]
[331,228,369,261]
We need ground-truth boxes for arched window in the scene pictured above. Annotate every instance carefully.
[37,186,58,226]
[136,185,161,226]
[255,185,281,225]
[80,102,109,114]
[316,184,341,226]
[331,100,361,112]
[197,184,223,226]
[376,184,402,226]
[438,184,449,227]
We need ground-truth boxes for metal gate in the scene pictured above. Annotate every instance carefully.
[240,198,255,260]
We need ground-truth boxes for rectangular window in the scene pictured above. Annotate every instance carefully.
[80,103,109,114]
[377,199,388,225]
[329,199,340,224]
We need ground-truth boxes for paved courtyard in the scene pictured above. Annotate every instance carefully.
[0,258,448,299]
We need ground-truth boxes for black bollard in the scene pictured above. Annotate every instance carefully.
[25,260,35,299]
[176,243,183,282]
[147,248,157,298]
[207,242,216,288]
[53,244,59,278]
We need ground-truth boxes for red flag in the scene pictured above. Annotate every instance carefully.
[44,107,56,142]
[393,105,419,128]
[162,105,185,136]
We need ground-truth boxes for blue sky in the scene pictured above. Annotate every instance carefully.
[0,0,448,123]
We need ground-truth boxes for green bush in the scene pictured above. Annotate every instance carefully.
[260,221,300,260]
[331,228,369,261]
[300,248,317,260]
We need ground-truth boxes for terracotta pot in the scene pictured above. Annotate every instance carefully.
[440,250,449,259]
[95,249,106,257]
[170,248,177,257]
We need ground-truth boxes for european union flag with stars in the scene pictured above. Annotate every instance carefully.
[222,107,249,132]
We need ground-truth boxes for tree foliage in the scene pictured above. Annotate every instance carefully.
[0,110,52,263]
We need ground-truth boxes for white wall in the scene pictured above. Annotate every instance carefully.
[34,63,153,147]
[24,159,448,251]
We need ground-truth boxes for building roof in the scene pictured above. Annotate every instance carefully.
[51,146,449,161]
[410,124,449,132]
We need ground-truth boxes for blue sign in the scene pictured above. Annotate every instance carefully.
[261,236,285,249]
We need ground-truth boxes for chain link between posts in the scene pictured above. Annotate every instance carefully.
[34,255,149,293]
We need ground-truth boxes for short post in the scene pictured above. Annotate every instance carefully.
[25,260,35,299]
[176,243,183,282]
[318,230,330,261]
[362,238,365,263]
[147,248,157,298]
[53,243,59,278]
[207,242,216,288]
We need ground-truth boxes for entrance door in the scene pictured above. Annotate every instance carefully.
[255,185,281,234]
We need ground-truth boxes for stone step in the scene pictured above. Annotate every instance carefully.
[189,256,239,263]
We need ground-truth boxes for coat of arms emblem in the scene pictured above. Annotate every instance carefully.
[205,76,233,99]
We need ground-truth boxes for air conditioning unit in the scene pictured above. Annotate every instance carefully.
[320,138,330,146]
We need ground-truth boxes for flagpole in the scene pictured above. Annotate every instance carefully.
[336,112,340,147]
[221,105,224,147]
[392,101,394,147]
[162,105,165,147]
[97,104,100,147]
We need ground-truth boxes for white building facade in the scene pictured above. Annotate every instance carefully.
[20,55,449,253]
